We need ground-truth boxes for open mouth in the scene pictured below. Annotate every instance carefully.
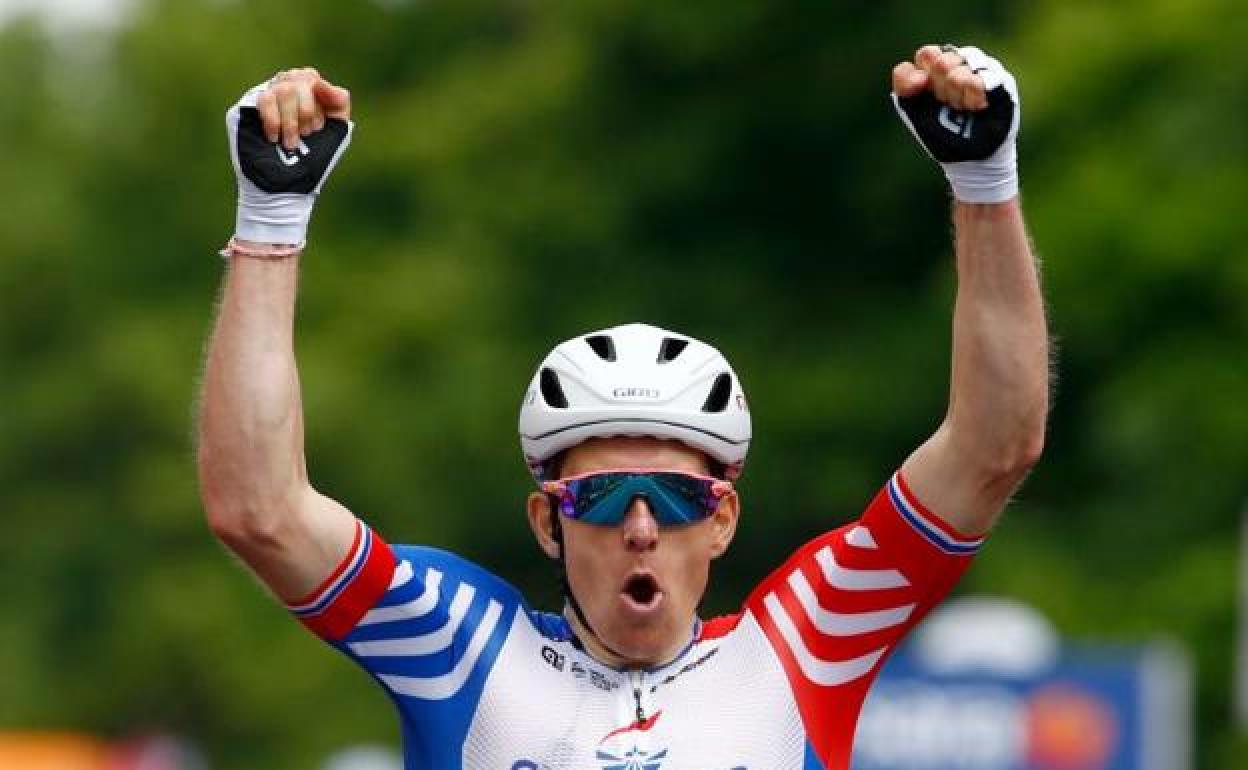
[622,573,662,609]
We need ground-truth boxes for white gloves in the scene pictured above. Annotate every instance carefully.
[892,46,1021,204]
[225,82,354,246]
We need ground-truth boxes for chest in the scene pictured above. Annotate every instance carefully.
[462,612,807,770]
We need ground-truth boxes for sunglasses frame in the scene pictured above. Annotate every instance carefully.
[540,468,734,526]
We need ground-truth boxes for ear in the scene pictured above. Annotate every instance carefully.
[707,490,740,559]
[527,491,561,559]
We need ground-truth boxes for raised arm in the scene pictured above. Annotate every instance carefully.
[197,69,359,601]
[892,45,1049,534]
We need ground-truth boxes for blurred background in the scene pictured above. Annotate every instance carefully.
[1,0,1244,768]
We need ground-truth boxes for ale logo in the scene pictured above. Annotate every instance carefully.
[938,106,975,139]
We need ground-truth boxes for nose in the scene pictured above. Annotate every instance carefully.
[621,495,659,552]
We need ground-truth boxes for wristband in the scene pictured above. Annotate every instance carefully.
[218,236,301,260]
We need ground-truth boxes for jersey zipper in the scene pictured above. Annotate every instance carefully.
[629,668,647,723]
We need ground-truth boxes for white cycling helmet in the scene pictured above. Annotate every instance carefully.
[519,323,751,480]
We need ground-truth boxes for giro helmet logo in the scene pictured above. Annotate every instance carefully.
[613,387,661,399]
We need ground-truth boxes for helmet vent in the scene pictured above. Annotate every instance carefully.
[540,367,569,408]
[656,337,689,363]
[701,372,733,413]
[585,334,617,362]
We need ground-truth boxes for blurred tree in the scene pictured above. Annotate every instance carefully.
[0,0,1242,767]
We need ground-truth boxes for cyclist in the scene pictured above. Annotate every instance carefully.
[198,43,1048,770]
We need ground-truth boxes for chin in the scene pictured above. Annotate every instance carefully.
[606,623,681,665]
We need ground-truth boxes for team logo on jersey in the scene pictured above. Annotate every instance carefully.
[540,645,566,671]
[595,746,668,770]
[596,712,666,769]
[568,659,620,692]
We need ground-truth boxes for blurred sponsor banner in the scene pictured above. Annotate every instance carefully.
[0,733,203,770]
[0,733,108,770]
[853,598,1191,770]
[320,745,403,770]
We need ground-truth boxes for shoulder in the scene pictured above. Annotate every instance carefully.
[379,543,530,622]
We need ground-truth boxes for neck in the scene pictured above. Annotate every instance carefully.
[562,604,695,670]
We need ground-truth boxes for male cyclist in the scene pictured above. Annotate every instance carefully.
[198,43,1048,770]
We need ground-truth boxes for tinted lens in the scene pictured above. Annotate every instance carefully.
[649,473,715,525]
[562,472,717,526]
[569,473,629,516]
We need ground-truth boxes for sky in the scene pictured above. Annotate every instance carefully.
[0,0,133,29]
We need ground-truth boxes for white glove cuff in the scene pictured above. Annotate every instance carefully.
[235,187,315,245]
[942,144,1018,204]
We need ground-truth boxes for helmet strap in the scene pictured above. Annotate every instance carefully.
[548,497,628,662]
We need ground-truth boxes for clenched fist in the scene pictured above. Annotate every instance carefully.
[893,45,990,111]
[225,68,355,248]
[890,44,1020,204]
[256,67,352,150]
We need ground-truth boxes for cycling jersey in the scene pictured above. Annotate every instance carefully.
[286,471,982,770]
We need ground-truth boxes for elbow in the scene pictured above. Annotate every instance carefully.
[202,491,291,553]
[1008,431,1045,481]
[946,409,1046,495]
[981,422,1046,491]
[200,479,261,547]
[197,448,295,550]
[1020,425,1046,469]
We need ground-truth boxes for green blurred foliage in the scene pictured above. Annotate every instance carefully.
[0,0,1244,767]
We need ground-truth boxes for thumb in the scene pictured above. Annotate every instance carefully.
[313,79,351,119]
[891,61,930,98]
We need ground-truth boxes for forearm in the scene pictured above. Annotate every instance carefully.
[894,44,1047,531]
[945,198,1048,474]
[197,254,309,537]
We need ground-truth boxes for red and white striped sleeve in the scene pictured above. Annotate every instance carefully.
[744,471,983,770]
[285,519,397,641]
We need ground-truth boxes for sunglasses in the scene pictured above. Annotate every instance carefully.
[541,469,733,527]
